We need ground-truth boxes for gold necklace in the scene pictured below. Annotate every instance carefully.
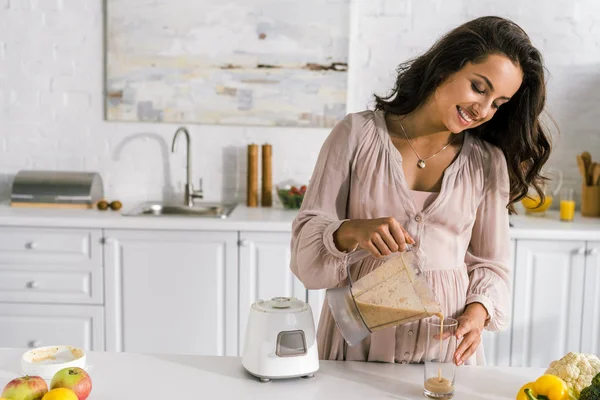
[397,121,457,169]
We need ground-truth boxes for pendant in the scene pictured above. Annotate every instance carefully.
[417,159,426,169]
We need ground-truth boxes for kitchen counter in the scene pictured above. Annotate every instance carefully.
[0,202,600,238]
[0,348,544,400]
[509,210,600,240]
[0,202,298,231]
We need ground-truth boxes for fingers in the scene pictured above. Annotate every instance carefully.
[454,316,482,366]
[379,226,400,253]
[371,233,392,257]
[364,241,384,259]
[454,330,481,366]
[400,225,416,246]
[356,217,416,259]
[433,331,452,340]
[389,222,408,252]
[454,316,472,339]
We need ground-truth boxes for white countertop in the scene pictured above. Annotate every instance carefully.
[509,210,600,240]
[1,202,600,239]
[0,348,544,400]
[0,202,298,232]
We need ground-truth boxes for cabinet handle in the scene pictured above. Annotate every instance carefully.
[25,241,37,250]
[575,247,586,255]
[28,340,41,348]
[25,281,39,289]
[238,239,249,246]
[587,248,598,256]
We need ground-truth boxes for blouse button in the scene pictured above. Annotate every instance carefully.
[404,352,410,357]
[400,360,407,364]
[415,215,422,222]
[408,330,414,336]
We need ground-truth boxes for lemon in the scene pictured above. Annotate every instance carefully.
[42,388,78,400]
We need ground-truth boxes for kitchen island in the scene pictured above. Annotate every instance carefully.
[0,348,544,399]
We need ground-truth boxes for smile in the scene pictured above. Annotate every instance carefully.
[457,106,474,124]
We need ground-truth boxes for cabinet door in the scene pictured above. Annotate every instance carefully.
[104,229,238,357]
[238,231,307,354]
[582,241,600,356]
[481,239,516,367]
[0,303,104,351]
[511,239,586,367]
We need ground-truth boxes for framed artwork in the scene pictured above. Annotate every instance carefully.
[105,0,350,128]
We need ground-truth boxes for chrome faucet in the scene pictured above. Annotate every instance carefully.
[171,127,203,207]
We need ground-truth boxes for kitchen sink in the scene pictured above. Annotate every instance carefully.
[124,202,237,219]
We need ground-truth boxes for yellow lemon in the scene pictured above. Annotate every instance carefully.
[42,388,78,400]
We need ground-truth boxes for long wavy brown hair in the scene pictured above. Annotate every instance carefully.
[374,16,553,213]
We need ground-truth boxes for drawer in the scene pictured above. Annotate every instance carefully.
[0,267,103,304]
[0,303,104,351]
[0,227,102,266]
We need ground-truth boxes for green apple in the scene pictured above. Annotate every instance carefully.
[50,368,91,400]
[1,375,48,400]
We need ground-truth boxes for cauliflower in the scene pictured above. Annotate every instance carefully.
[545,352,600,396]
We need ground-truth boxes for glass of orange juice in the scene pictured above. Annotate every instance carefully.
[560,188,575,222]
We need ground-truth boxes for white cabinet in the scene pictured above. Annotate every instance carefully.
[0,227,104,305]
[1,218,597,366]
[238,231,307,354]
[582,240,600,355]
[103,229,238,357]
[511,239,587,367]
[0,303,104,351]
[0,227,104,350]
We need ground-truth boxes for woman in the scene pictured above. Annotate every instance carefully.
[290,16,551,366]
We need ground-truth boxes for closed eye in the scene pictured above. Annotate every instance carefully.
[472,82,500,110]
[471,83,485,95]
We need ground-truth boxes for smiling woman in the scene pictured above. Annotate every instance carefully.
[289,16,553,367]
[376,16,551,208]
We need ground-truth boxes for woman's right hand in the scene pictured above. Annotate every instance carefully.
[334,217,415,259]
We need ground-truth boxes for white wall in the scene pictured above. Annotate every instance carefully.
[1,0,599,209]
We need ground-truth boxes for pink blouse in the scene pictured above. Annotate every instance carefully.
[290,110,512,365]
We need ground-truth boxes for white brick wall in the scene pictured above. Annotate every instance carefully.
[1,0,599,209]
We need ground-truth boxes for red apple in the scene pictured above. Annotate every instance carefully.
[50,368,91,400]
[1,375,48,400]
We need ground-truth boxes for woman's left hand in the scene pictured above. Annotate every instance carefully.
[454,303,488,366]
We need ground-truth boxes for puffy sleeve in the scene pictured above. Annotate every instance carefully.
[464,145,512,332]
[290,114,361,290]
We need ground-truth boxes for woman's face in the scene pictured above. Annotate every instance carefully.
[433,54,523,134]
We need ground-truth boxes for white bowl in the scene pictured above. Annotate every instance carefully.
[21,345,86,380]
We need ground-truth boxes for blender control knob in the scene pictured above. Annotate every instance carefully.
[271,297,291,308]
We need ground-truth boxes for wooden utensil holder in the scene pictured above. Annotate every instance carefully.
[581,184,600,217]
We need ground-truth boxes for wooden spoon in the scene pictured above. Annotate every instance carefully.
[577,155,588,185]
[581,152,592,185]
[594,163,600,186]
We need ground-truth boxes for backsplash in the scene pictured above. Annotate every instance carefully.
[1,0,599,209]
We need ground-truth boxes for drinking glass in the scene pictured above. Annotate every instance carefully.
[423,317,459,399]
[560,188,575,222]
